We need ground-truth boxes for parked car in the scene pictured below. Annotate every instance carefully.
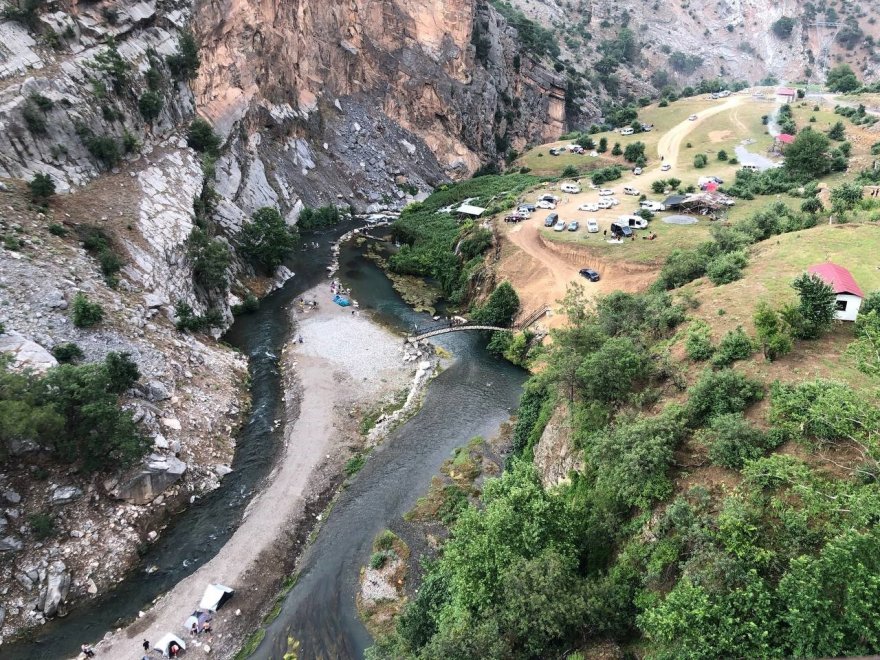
[504,213,527,223]
[543,213,559,227]
[609,197,620,206]
[661,163,672,171]
[640,200,666,212]
[567,221,579,231]
[549,147,561,155]
[688,114,698,121]
[623,186,640,196]
[561,182,581,194]
[578,202,599,212]
[641,123,654,132]
[598,188,614,196]
[597,198,613,210]
[610,222,634,238]
[518,204,536,213]
[537,200,556,209]
[586,219,599,233]
[553,220,566,232]
[633,167,643,175]
[620,127,635,136]
[579,268,600,282]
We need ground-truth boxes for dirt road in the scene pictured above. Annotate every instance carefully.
[87,282,413,659]
[497,96,747,318]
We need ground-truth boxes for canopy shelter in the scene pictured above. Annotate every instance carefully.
[455,204,486,218]
[199,583,234,612]
[183,610,213,633]
[333,294,351,307]
[155,633,187,657]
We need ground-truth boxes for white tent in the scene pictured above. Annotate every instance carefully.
[199,583,234,612]
[155,633,186,657]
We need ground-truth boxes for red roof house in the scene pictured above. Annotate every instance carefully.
[807,262,864,321]
[776,87,798,103]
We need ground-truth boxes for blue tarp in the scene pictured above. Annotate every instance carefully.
[333,295,351,307]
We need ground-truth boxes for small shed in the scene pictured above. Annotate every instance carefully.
[776,87,797,104]
[455,204,486,218]
[808,262,864,321]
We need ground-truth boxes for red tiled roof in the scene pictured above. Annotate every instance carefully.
[808,262,864,297]
[777,87,797,96]
[777,133,795,144]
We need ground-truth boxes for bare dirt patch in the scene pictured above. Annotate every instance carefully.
[708,130,734,143]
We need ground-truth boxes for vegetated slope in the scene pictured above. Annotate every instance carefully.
[367,203,880,658]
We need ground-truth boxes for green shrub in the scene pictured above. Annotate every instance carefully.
[344,454,365,476]
[685,321,714,361]
[611,142,623,156]
[753,302,794,361]
[48,223,67,237]
[370,549,397,570]
[29,173,55,206]
[231,293,260,315]
[28,513,56,540]
[772,16,795,38]
[471,282,520,327]
[71,293,104,328]
[187,228,230,290]
[166,32,200,81]
[239,207,299,274]
[693,153,708,168]
[561,164,579,178]
[700,413,777,469]
[717,150,728,161]
[706,250,747,285]
[22,102,47,135]
[375,530,397,551]
[173,300,223,332]
[685,368,763,426]
[51,342,84,363]
[138,91,163,122]
[711,327,754,367]
[297,205,342,230]
[791,272,836,339]
[186,118,221,155]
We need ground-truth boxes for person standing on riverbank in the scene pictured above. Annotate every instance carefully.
[143,639,150,652]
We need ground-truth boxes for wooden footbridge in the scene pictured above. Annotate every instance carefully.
[405,305,549,344]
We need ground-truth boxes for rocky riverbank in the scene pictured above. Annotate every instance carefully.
[79,280,437,659]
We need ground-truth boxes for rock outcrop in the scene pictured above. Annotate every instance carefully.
[533,406,583,487]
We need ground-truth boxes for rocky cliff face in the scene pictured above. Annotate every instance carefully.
[193,0,566,221]
[510,0,880,115]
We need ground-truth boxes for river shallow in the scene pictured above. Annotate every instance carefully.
[4,223,357,660]
[252,239,527,659]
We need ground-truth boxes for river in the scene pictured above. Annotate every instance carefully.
[252,239,527,659]
[4,222,357,659]
[6,227,526,660]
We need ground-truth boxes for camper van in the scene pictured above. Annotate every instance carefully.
[618,214,648,229]
[560,182,581,194]
[620,127,635,136]
[610,222,634,238]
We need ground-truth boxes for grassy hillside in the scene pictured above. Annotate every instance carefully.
[369,206,880,659]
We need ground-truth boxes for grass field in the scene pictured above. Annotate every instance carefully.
[539,217,713,265]
[516,96,722,177]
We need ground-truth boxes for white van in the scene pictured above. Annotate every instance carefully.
[640,200,666,212]
[620,127,635,136]
[623,186,640,196]
[618,214,648,229]
[560,182,581,194]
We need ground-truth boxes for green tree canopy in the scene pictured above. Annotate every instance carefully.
[826,63,860,92]
[784,129,832,180]
[239,207,299,274]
